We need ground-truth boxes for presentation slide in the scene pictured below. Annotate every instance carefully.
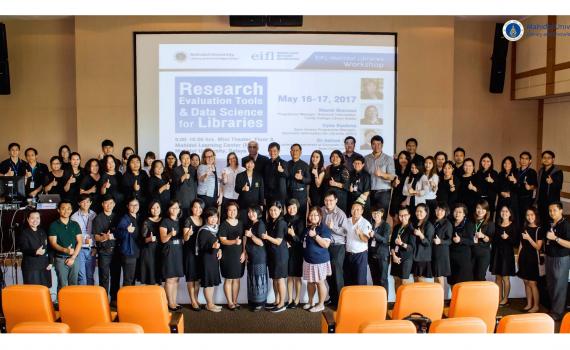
[136,33,396,162]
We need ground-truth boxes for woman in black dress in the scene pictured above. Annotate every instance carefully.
[173,151,198,213]
[390,206,416,292]
[159,200,184,311]
[218,201,245,310]
[432,203,452,289]
[437,161,459,210]
[59,145,72,171]
[284,198,304,308]
[517,206,544,313]
[234,157,264,223]
[323,150,350,214]
[448,203,473,287]
[80,158,101,212]
[496,156,520,224]
[476,153,499,218]
[308,150,325,207]
[491,205,519,306]
[148,160,171,212]
[244,206,269,311]
[434,151,448,179]
[121,154,149,209]
[43,156,67,196]
[263,201,289,313]
[139,200,161,285]
[457,158,481,216]
[63,152,83,207]
[100,154,124,212]
[468,200,495,281]
[163,151,178,184]
[197,207,222,312]
[183,198,204,311]
[389,151,411,223]
[412,203,434,282]
[19,210,52,287]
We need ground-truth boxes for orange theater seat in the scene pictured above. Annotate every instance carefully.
[429,317,487,333]
[117,285,184,333]
[561,313,570,333]
[496,313,554,333]
[444,281,499,333]
[85,322,144,333]
[1,285,58,333]
[359,320,417,333]
[321,285,387,333]
[58,285,118,333]
[11,322,71,333]
[389,282,444,321]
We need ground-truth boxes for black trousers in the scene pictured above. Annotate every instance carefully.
[344,251,368,286]
[370,190,391,220]
[471,245,491,281]
[98,252,122,301]
[368,251,390,292]
[326,244,345,305]
[121,255,138,287]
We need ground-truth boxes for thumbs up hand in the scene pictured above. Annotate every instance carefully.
[453,233,460,244]
[134,180,140,191]
[68,176,76,184]
[501,230,509,240]
[105,179,111,189]
[327,218,334,230]
[522,230,530,241]
[288,226,295,236]
[242,183,250,192]
[486,173,494,183]
[52,178,58,187]
[6,168,14,177]
[277,162,284,173]
[546,175,553,185]
[308,228,317,237]
[127,223,135,233]
[395,235,402,246]
[245,229,253,238]
[36,246,46,256]
[434,235,441,245]
[468,181,477,192]
[235,237,242,246]
[170,228,177,237]
[508,174,517,183]
[312,168,319,177]
[25,170,32,179]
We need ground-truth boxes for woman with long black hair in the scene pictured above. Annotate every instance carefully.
[308,150,326,208]
[148,160,171,212]
[491,205,519,306]
[432,203,452,289]
[80,158,101,212]
[412,203,434,282]
[468,199,495,281]
[476,153,499,219]
[390,206,416,292]
[183,198,205,311]
[99,154,125,212]
[496,156,520,225]
[434,151,448,179]
[121,154,149,208]
[218,201,245,310]
[389,151,411,223]
[197,207,223,312]
[423,156,439,221]
[163,151,178,184]
[517,206,544,313]
[172,150,198,214]
[159,200,184,311]
[323,150,350,214]
[457,158,481,216]
[402,159,428,211]
[284,198,305,308]
[244,205,269,311]
[139,200,162,285]
[263,201,289,313]
[448,203,474,287]
[437,161,459,210]
[58,145,71,171]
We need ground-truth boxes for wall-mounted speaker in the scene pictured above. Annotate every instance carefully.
[229,16,267,27]
[489,22,509,94]
[267,16,303,27]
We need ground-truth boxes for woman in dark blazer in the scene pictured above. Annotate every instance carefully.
[448,203,474,287]
[19,210,52,287]
[390,206,416,292]
[475,153,499,218]
[235,156,264,223]
[172,151,198,213]
[432,202,452,289]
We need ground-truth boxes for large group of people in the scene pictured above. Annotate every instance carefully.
[1,135,568,320]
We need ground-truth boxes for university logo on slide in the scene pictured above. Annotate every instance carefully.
[503,20,524,42]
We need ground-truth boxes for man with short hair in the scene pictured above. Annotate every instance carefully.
[364,135,395,220]
[287,143,310,218]
[343,202,373,286]
[49,200,83,290]
[516,151,538,227]
[405,138,424,165]
[98,139,121,171]
[536,150,564,224]
[343,136,362,172]
[321,190,348,306]
[0,142,27,176]
[71,194,97,285]
[24,147,49,198]
[453,147,466,177]
[241,140,269,176]
[544,201,570,321]
[263,142,288,205]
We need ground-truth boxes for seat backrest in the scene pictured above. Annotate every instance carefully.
[58,285,113,333]
[359,320,417,333]
[561,313,570,334]
[391,282,444,321]
[1,285,56,333]
[85,322,144,333]
[335,285,387,333]
[117,285,170,333]
[429,317,487,333]
[496,313,554,333]
[448,282,499,333]
[11,322,70,333]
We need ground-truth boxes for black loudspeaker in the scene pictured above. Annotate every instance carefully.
[267,16,303,27]
[229,16,267,27]
[489,23,509,94]
[0,23,10,95]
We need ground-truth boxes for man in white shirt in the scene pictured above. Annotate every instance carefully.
[70,194,97,285]
[343,202,373,286]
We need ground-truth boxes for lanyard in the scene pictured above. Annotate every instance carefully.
[475,220,483,232]
[518,167,529,183]
[10,160,19,174]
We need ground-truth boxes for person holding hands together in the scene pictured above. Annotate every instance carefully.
[390,206,416,292]
[20,210,52,288]
[197,207,223,312]
[159,200,184,311]
[49,200,82,290]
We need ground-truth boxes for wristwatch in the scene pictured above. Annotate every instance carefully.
[555,237,561,243]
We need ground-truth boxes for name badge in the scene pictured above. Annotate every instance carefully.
[30,180,35,189]
[172,239,180,245]
[303,239,307,249]
[255,182,259,188]
[371,240,376,247]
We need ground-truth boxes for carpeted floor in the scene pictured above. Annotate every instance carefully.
[179,298,563,333]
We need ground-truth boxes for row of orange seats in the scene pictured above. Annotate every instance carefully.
[321,282,570,333]
[1,285,184,333]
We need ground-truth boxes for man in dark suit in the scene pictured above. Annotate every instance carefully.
[241,140,269,176]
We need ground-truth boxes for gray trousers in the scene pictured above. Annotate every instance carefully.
[54,256,80,291]
[545,255,570,320]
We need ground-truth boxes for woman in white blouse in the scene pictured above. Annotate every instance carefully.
[423,156,439,221]
[402,160,429,210]
[197,148,223,209]
[220,152,245,221]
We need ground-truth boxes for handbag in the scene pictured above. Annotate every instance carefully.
[403,312,432,333]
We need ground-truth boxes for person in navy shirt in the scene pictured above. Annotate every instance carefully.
[0,142,27,176]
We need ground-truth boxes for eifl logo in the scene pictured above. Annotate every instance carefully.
[503,20,524,42]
